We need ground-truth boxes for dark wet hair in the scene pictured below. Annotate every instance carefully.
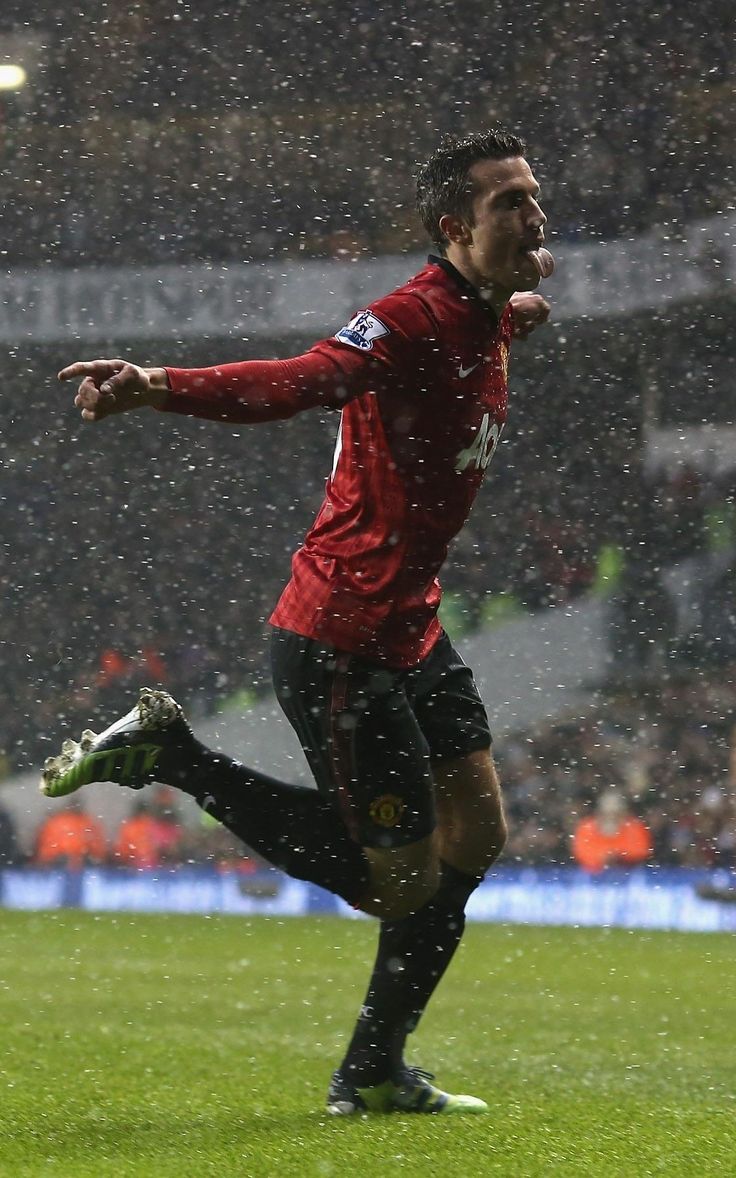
[416,129,526,252]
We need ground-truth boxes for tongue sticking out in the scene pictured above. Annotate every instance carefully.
[525,247,555,279]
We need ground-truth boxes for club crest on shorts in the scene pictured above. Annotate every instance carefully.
[369,793,406,828]
[336,310,390,351]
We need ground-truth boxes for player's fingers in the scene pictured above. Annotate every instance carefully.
[74,377,117,415]
[74,376,106,405]
[98,364,135,394]
[528,296,551,323]
[58,358,126,382]
[78,396,116,423]
[79,408,108,423]
[98,362,146,397]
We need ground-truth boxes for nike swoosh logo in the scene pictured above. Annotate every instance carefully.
[458,362,480,379]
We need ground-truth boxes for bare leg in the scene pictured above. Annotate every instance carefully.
[433,746,507,875]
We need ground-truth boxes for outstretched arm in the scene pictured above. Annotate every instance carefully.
[59,295,421,425]
[59,347,383,426]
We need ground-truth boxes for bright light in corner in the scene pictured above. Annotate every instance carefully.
[0,64,27,91]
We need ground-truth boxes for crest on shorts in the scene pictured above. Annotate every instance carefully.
[369,794,406,828]
[336,310,390,351]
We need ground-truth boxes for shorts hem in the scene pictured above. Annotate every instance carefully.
[428,734,493,765]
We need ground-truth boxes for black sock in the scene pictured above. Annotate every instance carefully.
[340,861,482,1087]
[172,741,370,908]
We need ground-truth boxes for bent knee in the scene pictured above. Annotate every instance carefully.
[360,839,440,919]
[440,790,508,876]
[365,880,438,920]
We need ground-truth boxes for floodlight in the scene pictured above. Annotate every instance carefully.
[0,64,27,91]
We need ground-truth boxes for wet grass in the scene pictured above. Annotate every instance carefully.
[0,911,733,1177]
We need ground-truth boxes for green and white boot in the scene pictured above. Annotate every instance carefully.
[326,1066,488,1115]
[40,688,194,798]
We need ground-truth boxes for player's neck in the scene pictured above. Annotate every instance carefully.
[442,250,511,316]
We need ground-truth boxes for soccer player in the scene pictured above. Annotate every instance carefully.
[45,130,553,1115]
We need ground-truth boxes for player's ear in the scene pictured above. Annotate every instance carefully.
[438,213,473,247]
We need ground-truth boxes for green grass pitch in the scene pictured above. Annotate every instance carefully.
[0,910,733,1177]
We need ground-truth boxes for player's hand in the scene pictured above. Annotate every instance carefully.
[510,291,551,340]
[58,358,164,422]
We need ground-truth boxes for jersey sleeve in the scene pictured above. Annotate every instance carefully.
[160,289,434,424]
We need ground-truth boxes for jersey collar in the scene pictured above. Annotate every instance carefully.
[428,255,500,323]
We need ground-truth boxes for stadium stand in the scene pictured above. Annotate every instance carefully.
[0,1,733,264]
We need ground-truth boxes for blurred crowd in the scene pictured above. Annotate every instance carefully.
[1,0,733,266]
[499,666,736,871]
[0,784,261,875]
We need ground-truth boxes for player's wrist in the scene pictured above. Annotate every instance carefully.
[144,368,170,409]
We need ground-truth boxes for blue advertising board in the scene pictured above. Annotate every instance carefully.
[2,865,735,932]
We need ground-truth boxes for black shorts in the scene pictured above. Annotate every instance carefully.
[270,627,492,850]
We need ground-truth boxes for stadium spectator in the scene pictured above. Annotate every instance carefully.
[572,790,652,874]
[145,785,185,862]
[113,799,166,870]
[113,788,185,869]
[34,798,107,871]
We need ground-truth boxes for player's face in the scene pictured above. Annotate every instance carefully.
[463,156,548,296]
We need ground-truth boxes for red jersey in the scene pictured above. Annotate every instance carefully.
[163,259,513,666]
